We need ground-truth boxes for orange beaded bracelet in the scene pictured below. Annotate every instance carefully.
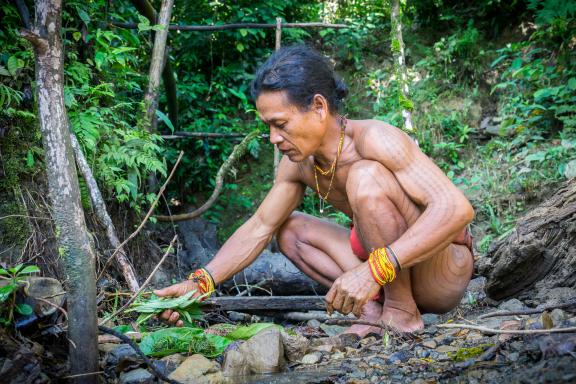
[188,268,216,296]
[368,247,398,286]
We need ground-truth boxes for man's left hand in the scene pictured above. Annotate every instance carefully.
[325,262,381,317]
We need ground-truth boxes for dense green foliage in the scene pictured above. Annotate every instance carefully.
[0,0,574,256]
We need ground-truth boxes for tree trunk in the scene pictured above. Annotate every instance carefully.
[390,0,414,132]
[143,0,174,132]
[21,1,98,382]
[482,180,576,301]
[132,0,178,130]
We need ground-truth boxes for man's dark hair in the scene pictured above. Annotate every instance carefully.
[251,45,348,113]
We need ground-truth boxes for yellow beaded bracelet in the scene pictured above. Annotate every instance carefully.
[368,247,397,286]
[188,268,215,296]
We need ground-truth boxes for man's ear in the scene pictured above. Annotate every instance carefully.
[311,94,328,120]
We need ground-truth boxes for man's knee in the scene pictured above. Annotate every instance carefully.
[347,160,400,208]
[276,212,309,260]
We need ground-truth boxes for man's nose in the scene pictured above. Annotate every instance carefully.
[269,127,283,145]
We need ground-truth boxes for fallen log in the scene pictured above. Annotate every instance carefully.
[203,296,326,311]
[482,180,576,300]
[220,249,328,296]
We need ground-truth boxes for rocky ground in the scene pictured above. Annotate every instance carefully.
[94,277,576,384]
[2,277,575,383]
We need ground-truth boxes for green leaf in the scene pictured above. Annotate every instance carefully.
[77,9,91,25]
[568,78,576,90]
[524,151,547,163]
[26,151,34,167]
[239,29,248,37]
[511,57,523,71]
[113,324,134,334]
[236,42,245,52]
[225,323,281,340]
[0,66,10,77]
[15,303,33,316]
[18,265,40,275]
[73,31,82,42]
[0,284,16,302]
[7,56,24,76]
[155,109,175,132]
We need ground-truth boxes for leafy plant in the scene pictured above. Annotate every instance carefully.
[0,264,40,325]
[126,290,204,326]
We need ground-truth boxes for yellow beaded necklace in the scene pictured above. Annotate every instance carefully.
[313,116,346,214]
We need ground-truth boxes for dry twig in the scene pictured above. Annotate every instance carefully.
[478,300,576,319]
[99,235,177,325]
[437,323,576,334]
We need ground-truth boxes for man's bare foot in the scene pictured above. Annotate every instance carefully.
[378,302,424,333]
[344,300,424,337]
[344,300,383,338]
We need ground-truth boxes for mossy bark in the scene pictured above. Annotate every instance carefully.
[483,180,576,300]
[22,1,98,381]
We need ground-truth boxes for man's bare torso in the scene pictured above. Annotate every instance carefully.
[281,119,421,218]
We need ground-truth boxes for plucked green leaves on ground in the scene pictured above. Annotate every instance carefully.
[139,327,232,357]
[137,322,282,358]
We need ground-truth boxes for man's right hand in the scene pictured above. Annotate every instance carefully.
[153,280,199,327]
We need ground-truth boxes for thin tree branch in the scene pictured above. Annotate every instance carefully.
[13,0,31,30]
[142,0,174,132]
[98,325,183,384]
[161,131,269,139]
[70,133,140,293]
[110,21,349,31]
[19,29,48,52]
[437,323,576,335]
[478,300,576,319]
[155,130,260,222]
[96,151,183,280]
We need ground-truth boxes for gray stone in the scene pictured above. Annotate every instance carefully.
[153,354,186,377]
[564,159,576,179]
[508,352,520,362]
[222,327,285,376]
[119,368,153,384]
[281,330,309,362]
[422,340,437,349]
[388,350,411,364]
[169,354,224,384]
[319,323,347,336]
[178,218,218,268]
[104,345,143,377]
[467,276,487,293]
[498,298,525,312]
[307,319,321,329]
[550,309,567,325]
[301,352,322,365]
[536,287,576,306]
[421,314,441,326]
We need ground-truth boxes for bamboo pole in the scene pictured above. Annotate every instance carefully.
[110,21,348,31]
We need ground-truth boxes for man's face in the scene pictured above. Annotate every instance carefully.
[256,90,324,162]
